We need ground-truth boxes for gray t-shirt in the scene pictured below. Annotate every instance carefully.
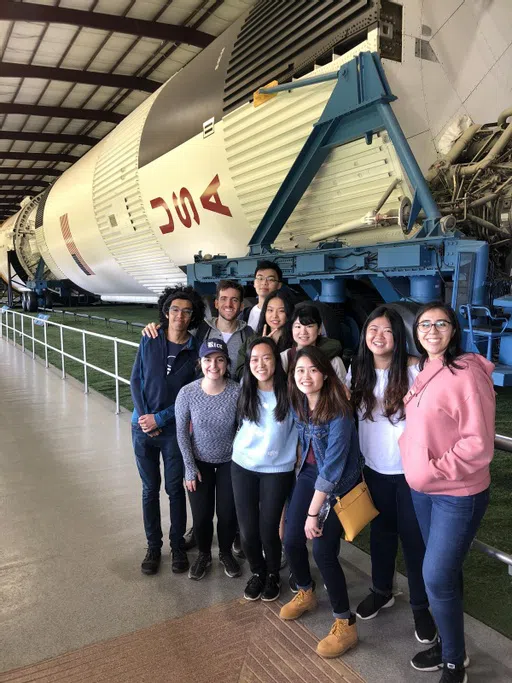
[175,378,240,480]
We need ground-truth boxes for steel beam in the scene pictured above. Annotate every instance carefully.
[0,179,49,187]
[0,1,214,48]
[0,166,61,177]
[0,151,77,162]
[0,103,123,123]
[0,131,97,145]
[0,61,160,93]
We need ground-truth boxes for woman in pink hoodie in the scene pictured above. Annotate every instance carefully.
[399,303,495,683]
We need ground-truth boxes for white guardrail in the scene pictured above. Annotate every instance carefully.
[0,308,138,414]
[1,307,511,575]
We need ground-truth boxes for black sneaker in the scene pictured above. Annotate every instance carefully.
[289,573,316,594]
[219,551,242,578]
[244,573,265,601]
[356,589,395,620]
[261,573,281,602]
[439,664,468,683]
[411,641,470,672]
[232,532,245,559]
[171,547,189,574]
[183,527,196,551]
[141,548,161,575]
[188,552,212,580]
[414,608,438,644]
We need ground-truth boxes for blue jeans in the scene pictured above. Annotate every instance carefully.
[411,488,490,665]
[284,463,350,618]
[365,467,429,611]
[132,425,187,551]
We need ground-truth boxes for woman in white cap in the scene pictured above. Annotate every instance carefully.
[175,338,242,581]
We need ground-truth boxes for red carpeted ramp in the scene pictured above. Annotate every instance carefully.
[0,599,366,683]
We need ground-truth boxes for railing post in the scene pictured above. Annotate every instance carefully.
[12,311,16,346]
[21,314,25,353]
[82,330,88,394]
[31,316,35,358]
[43,321,48,368]
[114,338,120,414]
[60,325,65,379]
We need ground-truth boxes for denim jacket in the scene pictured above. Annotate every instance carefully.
[292,407,363,498]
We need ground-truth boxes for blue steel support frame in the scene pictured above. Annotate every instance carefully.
[248,52,441,255]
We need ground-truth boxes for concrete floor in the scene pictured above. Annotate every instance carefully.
[1,338,511,682]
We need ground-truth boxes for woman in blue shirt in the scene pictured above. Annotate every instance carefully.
[280,345,361,659]
[231,336,297,603]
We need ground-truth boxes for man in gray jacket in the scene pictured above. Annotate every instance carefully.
[195,279,253,368]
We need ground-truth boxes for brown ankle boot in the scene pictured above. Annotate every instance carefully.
[316,615,358,658]
[279,588,318,620]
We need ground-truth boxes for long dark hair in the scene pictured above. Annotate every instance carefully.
[351,306,410,423]
[238,337,289,423]
[256,290,294,351]
[289,346,350,424]
[157,285,205,331]
[289,304,322,346]
[413,302,464,371]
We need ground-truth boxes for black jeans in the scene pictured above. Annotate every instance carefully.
[284,463,350,617]
[187,460,237,554]
[132,425,186,551]
[231,461,294,575]
[364,466,429,611]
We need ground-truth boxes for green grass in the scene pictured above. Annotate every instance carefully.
[2,304,512,637]
[4,305,158,411]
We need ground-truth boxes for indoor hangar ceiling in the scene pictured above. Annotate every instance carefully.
[0,0,258,222]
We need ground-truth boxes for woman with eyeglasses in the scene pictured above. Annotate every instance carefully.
[235,290,294,379]
[348,306,436,643]
[232,336,297,602]
[399,303,496,683]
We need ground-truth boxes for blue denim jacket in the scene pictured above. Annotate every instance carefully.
[292,408,363,498]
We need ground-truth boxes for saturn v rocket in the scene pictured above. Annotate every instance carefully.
[1,0,511,303]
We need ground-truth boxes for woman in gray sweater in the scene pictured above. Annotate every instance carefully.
[175,338,241,581]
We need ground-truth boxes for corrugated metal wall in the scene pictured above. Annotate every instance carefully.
[92,90,185,294]
[224,31,407,251]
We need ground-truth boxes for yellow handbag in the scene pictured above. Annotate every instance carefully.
[333,476,379,542]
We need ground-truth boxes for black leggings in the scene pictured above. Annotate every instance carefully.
[187,460,237,554]
[231,461,294,575]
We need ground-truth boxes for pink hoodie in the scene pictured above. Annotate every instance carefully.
[399,353,495,496]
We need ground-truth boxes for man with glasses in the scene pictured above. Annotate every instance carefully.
[130,285,205,576]
[242,260,283,331]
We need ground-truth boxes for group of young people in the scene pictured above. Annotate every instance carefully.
[130,261,496,683]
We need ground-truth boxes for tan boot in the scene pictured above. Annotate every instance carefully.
[279,588,318,620]
[316,615,358,658]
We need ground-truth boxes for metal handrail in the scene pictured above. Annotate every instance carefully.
[0,308,138,414]
[1,306,511,574]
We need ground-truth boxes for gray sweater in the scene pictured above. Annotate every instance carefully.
[175,378,240,480]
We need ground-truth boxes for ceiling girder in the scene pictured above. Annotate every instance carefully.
[0,131,97,145]
[0,103,123,123]
[0,167,61,176]
[0,190,32,195]
[0,151,76,162]
[0,1,214,48]
[0,61,160,93]
[0,179,49,187]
